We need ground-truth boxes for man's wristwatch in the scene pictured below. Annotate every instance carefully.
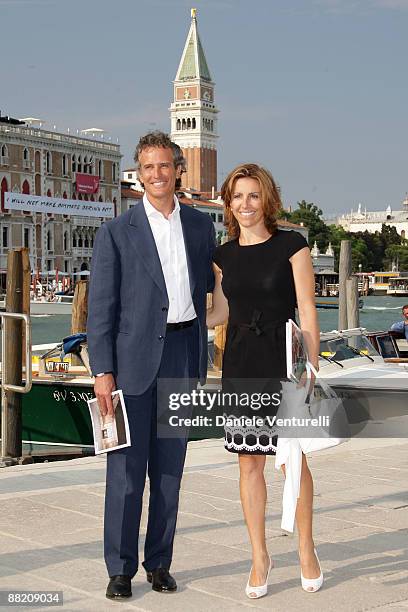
[96,372,108,377]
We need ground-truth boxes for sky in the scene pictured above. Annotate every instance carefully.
[2,0,407,216]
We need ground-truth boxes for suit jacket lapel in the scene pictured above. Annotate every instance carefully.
[128,202,167,296]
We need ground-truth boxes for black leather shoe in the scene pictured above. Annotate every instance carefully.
[106,575,132,599]
[146,568,177,592]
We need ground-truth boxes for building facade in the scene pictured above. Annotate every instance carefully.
[170,8,218,192]
[0,114,121,286]
[336,198,408,239]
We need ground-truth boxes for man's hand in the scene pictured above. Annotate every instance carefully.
[94,373,116,417]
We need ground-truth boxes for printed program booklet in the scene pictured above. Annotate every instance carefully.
[286,319,309,383]
[87,390,131,454]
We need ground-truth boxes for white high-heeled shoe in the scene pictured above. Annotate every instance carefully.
[300,548,323,593]
[245,556,273,599]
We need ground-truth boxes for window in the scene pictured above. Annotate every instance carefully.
[1,144,9,165]
[23,148,30,169]
[1,177,8,212]
[64,231,69,251]
[24,227,30,248]
[127,173,132,179]
[210,213,216,221]
[192,118,196,129]
[46,151,52,174]
[176,119,181,131]
[98,159,104,179]
[112,163,117,183]
[2,226,9,248]
[217,213,223,222]
[22,180,30,214]
[77,156,82,173]
[72,154,76,173]
[62,154,67,175]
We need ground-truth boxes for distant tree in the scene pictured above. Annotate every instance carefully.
[383,245,408,271]
[281,200,331,249]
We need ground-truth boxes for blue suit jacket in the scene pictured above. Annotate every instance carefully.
[87,200,216,395]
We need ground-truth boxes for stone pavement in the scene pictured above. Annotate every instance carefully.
[0,437,407,611]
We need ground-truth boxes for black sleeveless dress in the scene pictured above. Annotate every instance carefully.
[213,230,309,455]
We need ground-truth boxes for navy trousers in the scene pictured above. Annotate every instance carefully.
[104,322,199,578]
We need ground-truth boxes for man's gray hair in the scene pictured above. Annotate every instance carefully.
[134,131,186,174]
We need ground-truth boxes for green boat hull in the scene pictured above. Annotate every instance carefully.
[22,380,95,452]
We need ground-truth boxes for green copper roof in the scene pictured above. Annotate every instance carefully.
[177,17,212,82]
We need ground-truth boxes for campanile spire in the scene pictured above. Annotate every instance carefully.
[170,8,218,192]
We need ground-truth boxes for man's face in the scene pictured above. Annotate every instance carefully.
[403,308,408,321]
[138,146,177,204]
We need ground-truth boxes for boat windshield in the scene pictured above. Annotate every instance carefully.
[320,334,379,362]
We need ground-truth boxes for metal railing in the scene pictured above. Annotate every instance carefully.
[0,312,32,464]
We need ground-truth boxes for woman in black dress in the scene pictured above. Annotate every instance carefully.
[207,164,322,598]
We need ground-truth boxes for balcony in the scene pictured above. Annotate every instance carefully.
[22,160,33,171]
[71,216,102,228]
[72,247,94,257]
[0,156,9,166]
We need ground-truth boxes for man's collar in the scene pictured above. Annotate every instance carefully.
[143,194,180,219]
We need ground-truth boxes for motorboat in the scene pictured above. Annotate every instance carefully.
[317,328,408,434]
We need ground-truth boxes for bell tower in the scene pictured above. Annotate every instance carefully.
[170,8,218,192]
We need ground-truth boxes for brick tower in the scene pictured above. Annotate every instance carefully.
[170,8,218,192]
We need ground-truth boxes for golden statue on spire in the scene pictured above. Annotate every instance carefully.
[191,8,197,19]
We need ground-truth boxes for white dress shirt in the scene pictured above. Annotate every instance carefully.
[143,194,196,323]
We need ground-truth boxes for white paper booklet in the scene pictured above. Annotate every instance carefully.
[285,319,309,382]
[87,390,131,454]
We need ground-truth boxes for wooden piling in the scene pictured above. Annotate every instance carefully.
[3,249,29,458]
[20,248,31,369]
[338,241,352,330]
[346,277,360,329]
[71,281,88,366]
[214,324,226,370]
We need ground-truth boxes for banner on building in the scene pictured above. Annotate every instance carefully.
[5,192,114,218]
[75,173,100,194]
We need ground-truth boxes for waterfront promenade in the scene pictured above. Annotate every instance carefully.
[0,437,407,611]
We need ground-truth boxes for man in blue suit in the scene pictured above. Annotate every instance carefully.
[87,131,215,599]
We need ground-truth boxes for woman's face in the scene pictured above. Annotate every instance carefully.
[229,177,264,230]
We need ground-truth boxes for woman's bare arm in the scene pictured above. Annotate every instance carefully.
[290,247,320,370]
[207,263,229,328]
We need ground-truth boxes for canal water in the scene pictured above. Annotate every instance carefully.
[30,295,408,346]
